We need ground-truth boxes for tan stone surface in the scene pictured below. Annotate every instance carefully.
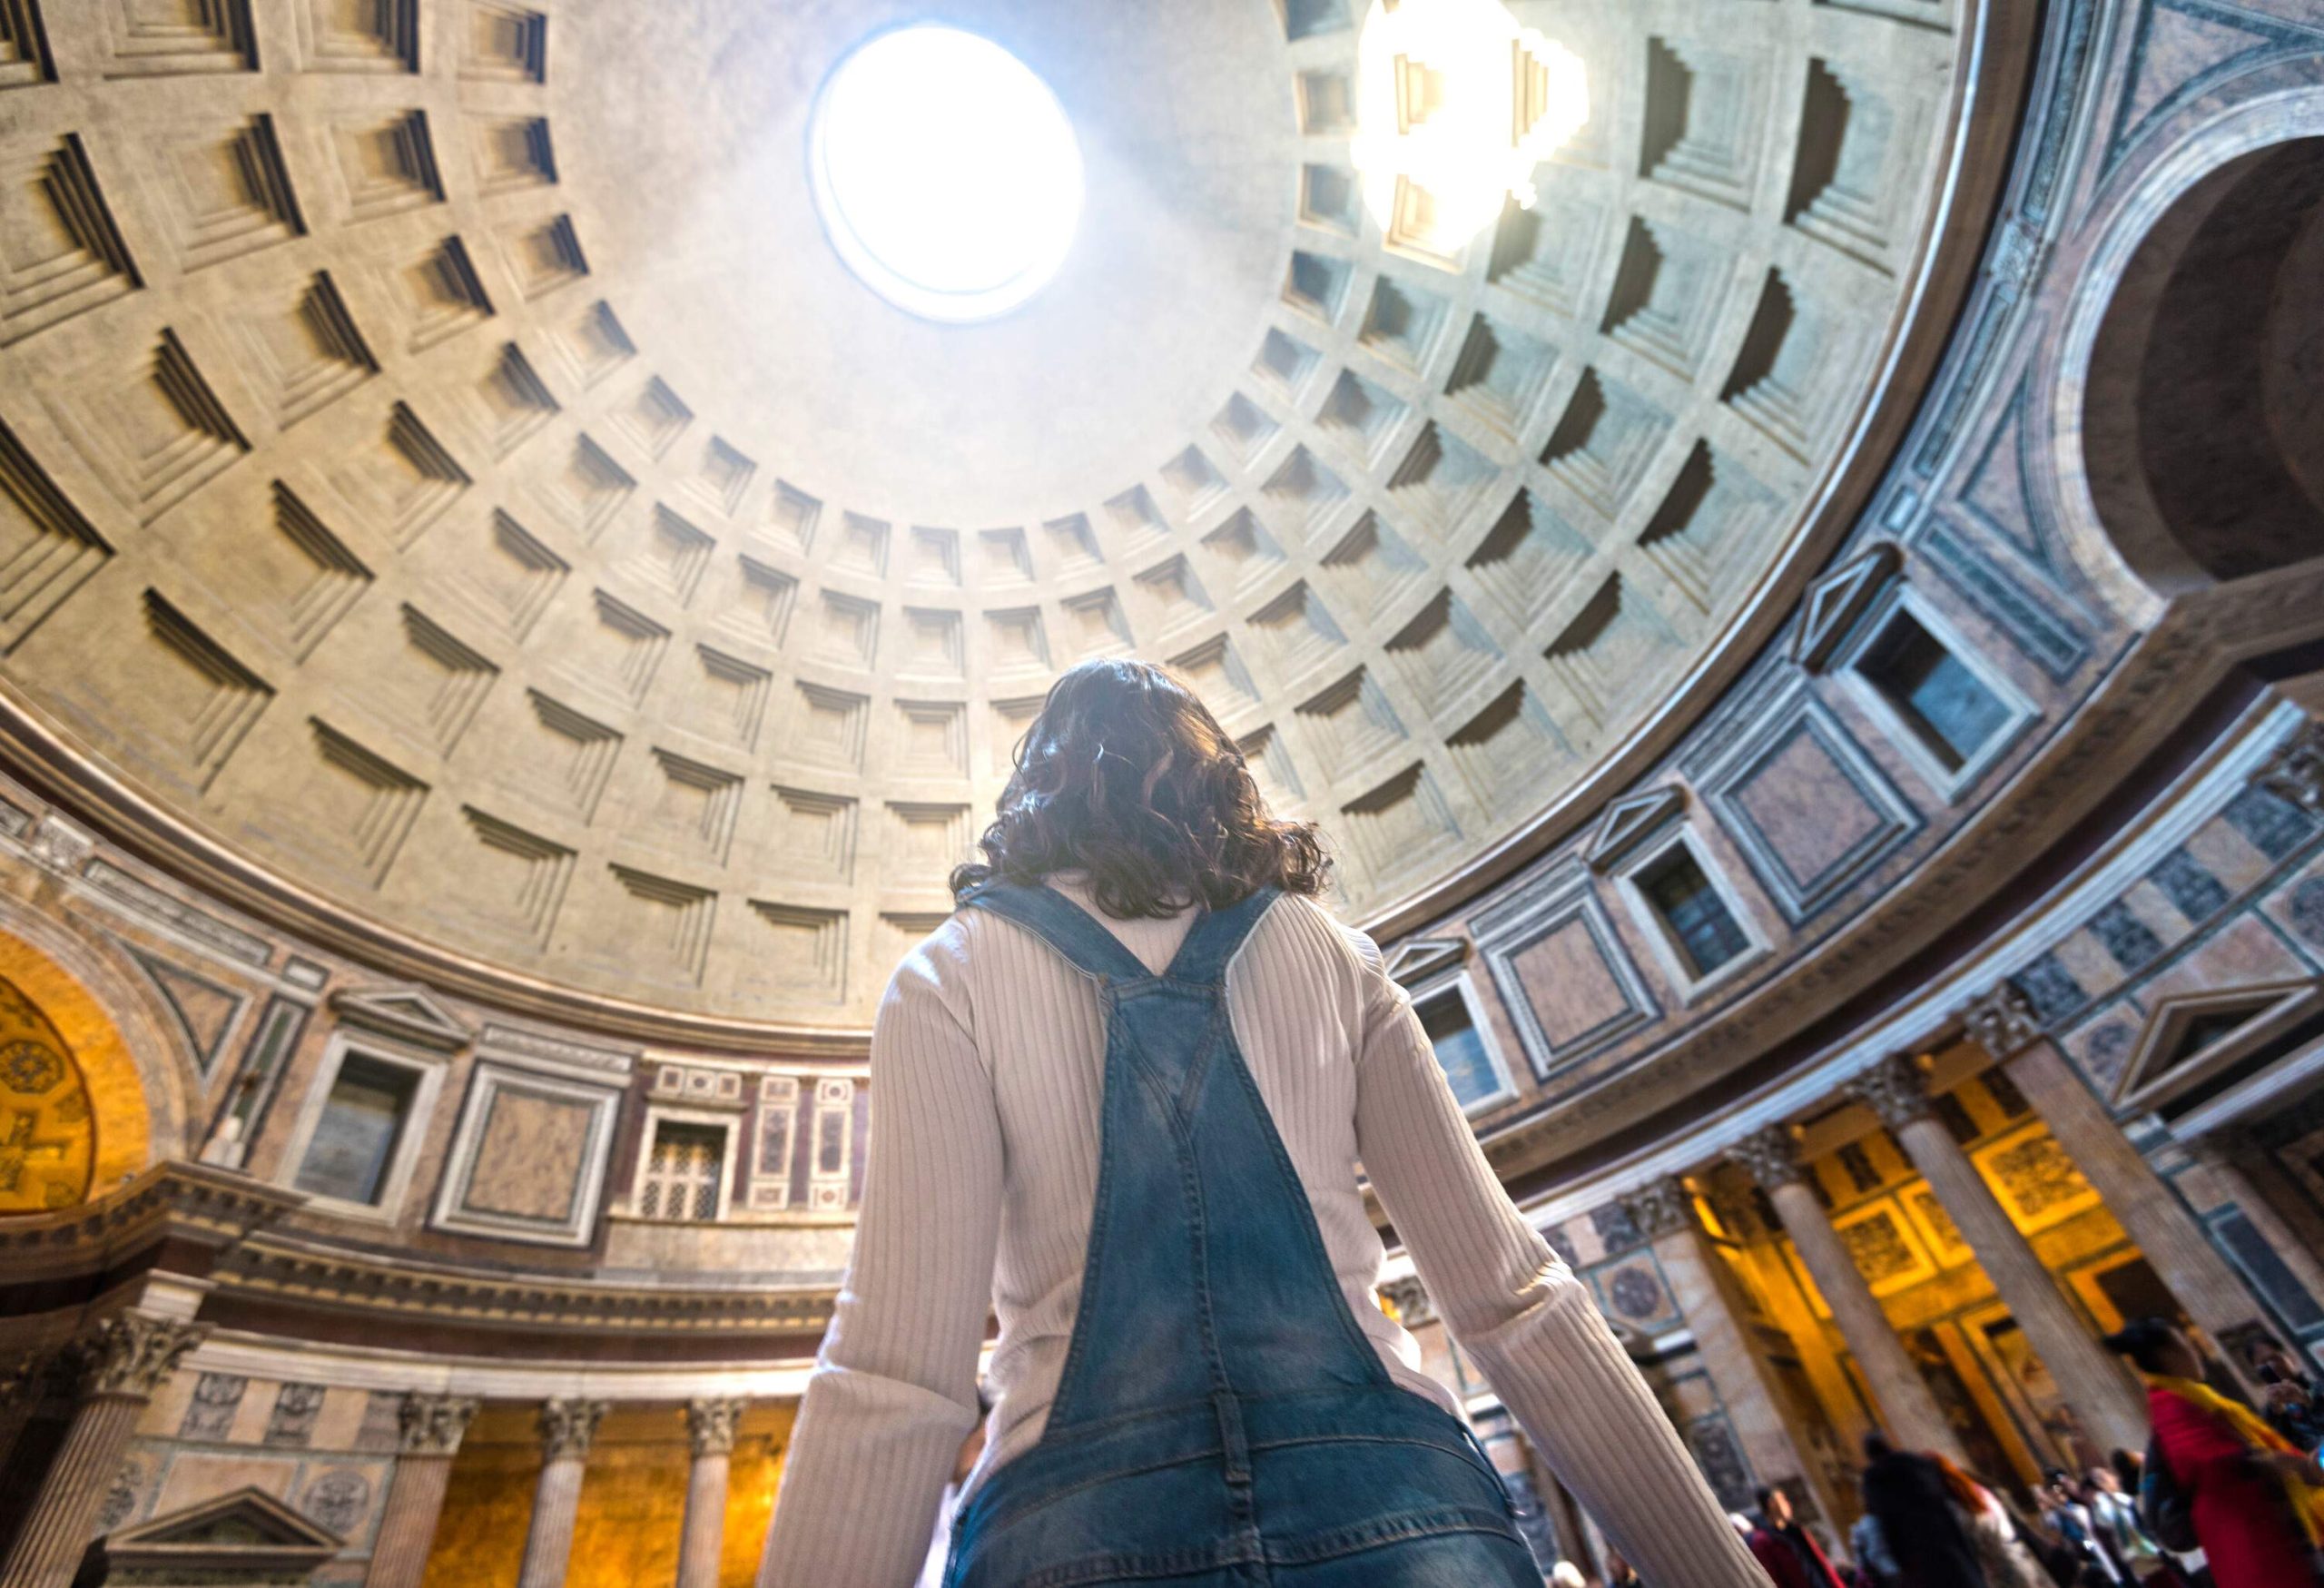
[0,0,1972,1026]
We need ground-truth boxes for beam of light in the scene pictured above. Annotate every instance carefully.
[809,25,1085,322]
[1350,0,1590,257]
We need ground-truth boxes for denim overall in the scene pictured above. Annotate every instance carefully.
[945,883,1541,1587]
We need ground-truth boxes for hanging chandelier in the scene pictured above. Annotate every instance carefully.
[1349,0,1590,259]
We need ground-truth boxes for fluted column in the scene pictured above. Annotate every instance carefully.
[1965,982,2275,1396]
[516,1398,606,1588]
[676,1397,744,1588]
[364,1393,479,1588]
[0,1353,42,1477]
[1622,1177,1850,1532]
[1854,1054,2147,1456]
[0,1312,206,1588]
[1729,1125,1965,1462]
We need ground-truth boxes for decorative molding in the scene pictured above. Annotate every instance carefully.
[1583,786,1687,873]
[1957,979,2042,1060]
[1789,541,1902,671]
[538,1396,608,1461]
[397,1391,479,1456]
[685,1396,746,1458]
[66,1311,209,1401]
[1469,862,1661,1083]
[328,984,473,1051]
[1727,1124,1803,1189]
[2257,720,2324,814]
[0,1160,304,1288]
[1849,1052,1935,1130]
[1623,1176,1694,1242]
[1383,936,1466,988]
[89,1486,343,1578]
[213,1231,837,1338]
[1379,1276,1435,1329]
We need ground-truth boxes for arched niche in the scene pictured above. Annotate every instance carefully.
[0,929,155,1211]
[2083,135,2324,593]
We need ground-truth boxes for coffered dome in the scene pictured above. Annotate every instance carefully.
[0,0,1974,1031]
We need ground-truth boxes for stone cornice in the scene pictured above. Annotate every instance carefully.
[212,1231,838,1338]
[0,1160,305,1292]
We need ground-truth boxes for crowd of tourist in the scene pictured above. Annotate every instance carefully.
[1535,1321,2324,1588]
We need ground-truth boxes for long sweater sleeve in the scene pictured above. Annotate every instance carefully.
[1350,942,1768,1587]
[758,952,1001,1588]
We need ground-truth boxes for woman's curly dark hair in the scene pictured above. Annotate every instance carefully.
[950,658,1328,916]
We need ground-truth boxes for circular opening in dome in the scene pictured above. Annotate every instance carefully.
[809,25,1085,323]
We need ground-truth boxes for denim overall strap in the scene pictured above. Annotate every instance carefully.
[946,881,1541,1585]
[963,881,1391,1443]
[957,882,1156,986]
[1161,883,1282,985]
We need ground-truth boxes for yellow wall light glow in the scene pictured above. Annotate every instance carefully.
[1351,0,1590,254]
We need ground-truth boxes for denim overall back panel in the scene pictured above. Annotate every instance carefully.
[946,883,1541,1588]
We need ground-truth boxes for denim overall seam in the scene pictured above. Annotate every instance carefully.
[1262,1506,1526,1566]
[1215,1033,1396,1384]
[950,883,1537,1587]
[1046,985,1128,1428]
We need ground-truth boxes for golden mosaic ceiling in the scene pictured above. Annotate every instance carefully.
[0,0,1974,1027]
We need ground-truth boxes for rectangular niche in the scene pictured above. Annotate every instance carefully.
[428,1058,622,1246]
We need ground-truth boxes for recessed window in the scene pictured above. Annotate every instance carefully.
[1856,610,2012,774]
[294,1055,419,1206]
[1416,988,1502,1111]
[638,1119,727,1222]
[1636,845,1751,979]
[808,25,1083,321]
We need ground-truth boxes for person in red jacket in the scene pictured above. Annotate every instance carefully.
[1747,1484,1846,1588]
[2104,1318,2324,1588]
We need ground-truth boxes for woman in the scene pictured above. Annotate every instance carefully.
[761,661,1762,1585]
[1859,1431,1990,1588]
[1931,1452,2044,1588]
[2103,1317,2324,1587]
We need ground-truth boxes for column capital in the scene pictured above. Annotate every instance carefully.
[1379,1276,1435,1329]
[1727,1124,1804,1189]
[2257,719,2324,814]
[684,1396,746,1459]
[538,1397,608,1462]
[64,1312,206,1402]
[1958,980,2043,1060]
[1622,1176,1695,1241]
[1850,1053,1936,1130]
[398,1392,481,1456]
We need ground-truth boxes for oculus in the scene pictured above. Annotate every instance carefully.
[809,25,1085,322]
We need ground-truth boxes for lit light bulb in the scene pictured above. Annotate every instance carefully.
[1350,0,1590,256]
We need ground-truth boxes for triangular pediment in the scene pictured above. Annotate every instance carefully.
[2112,980,2320,1114]
[125,944,247,1072]
[100,1486,343,1573]
[1384,937,1466,988]
[1788,541,1903,671]
[1584,786,1686,873]
[329,984,472,1050]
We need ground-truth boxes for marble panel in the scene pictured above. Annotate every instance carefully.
[1699,686,1918,922]
[428,1060,620,1246]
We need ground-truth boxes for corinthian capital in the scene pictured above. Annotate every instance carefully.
[1727,1124,1804,1189]
[2258,720,2324,814]
[1622,1177,1695,1242]
[67,1312,207,1402]
[1850,1053,1935,1130]
[1958,980,2042,1060]
[398,1392,481,1455]
[685,1396,746,1458]
[538,1397,608,1462]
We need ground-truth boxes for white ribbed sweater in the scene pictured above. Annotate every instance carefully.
[758,879,1766,1586]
